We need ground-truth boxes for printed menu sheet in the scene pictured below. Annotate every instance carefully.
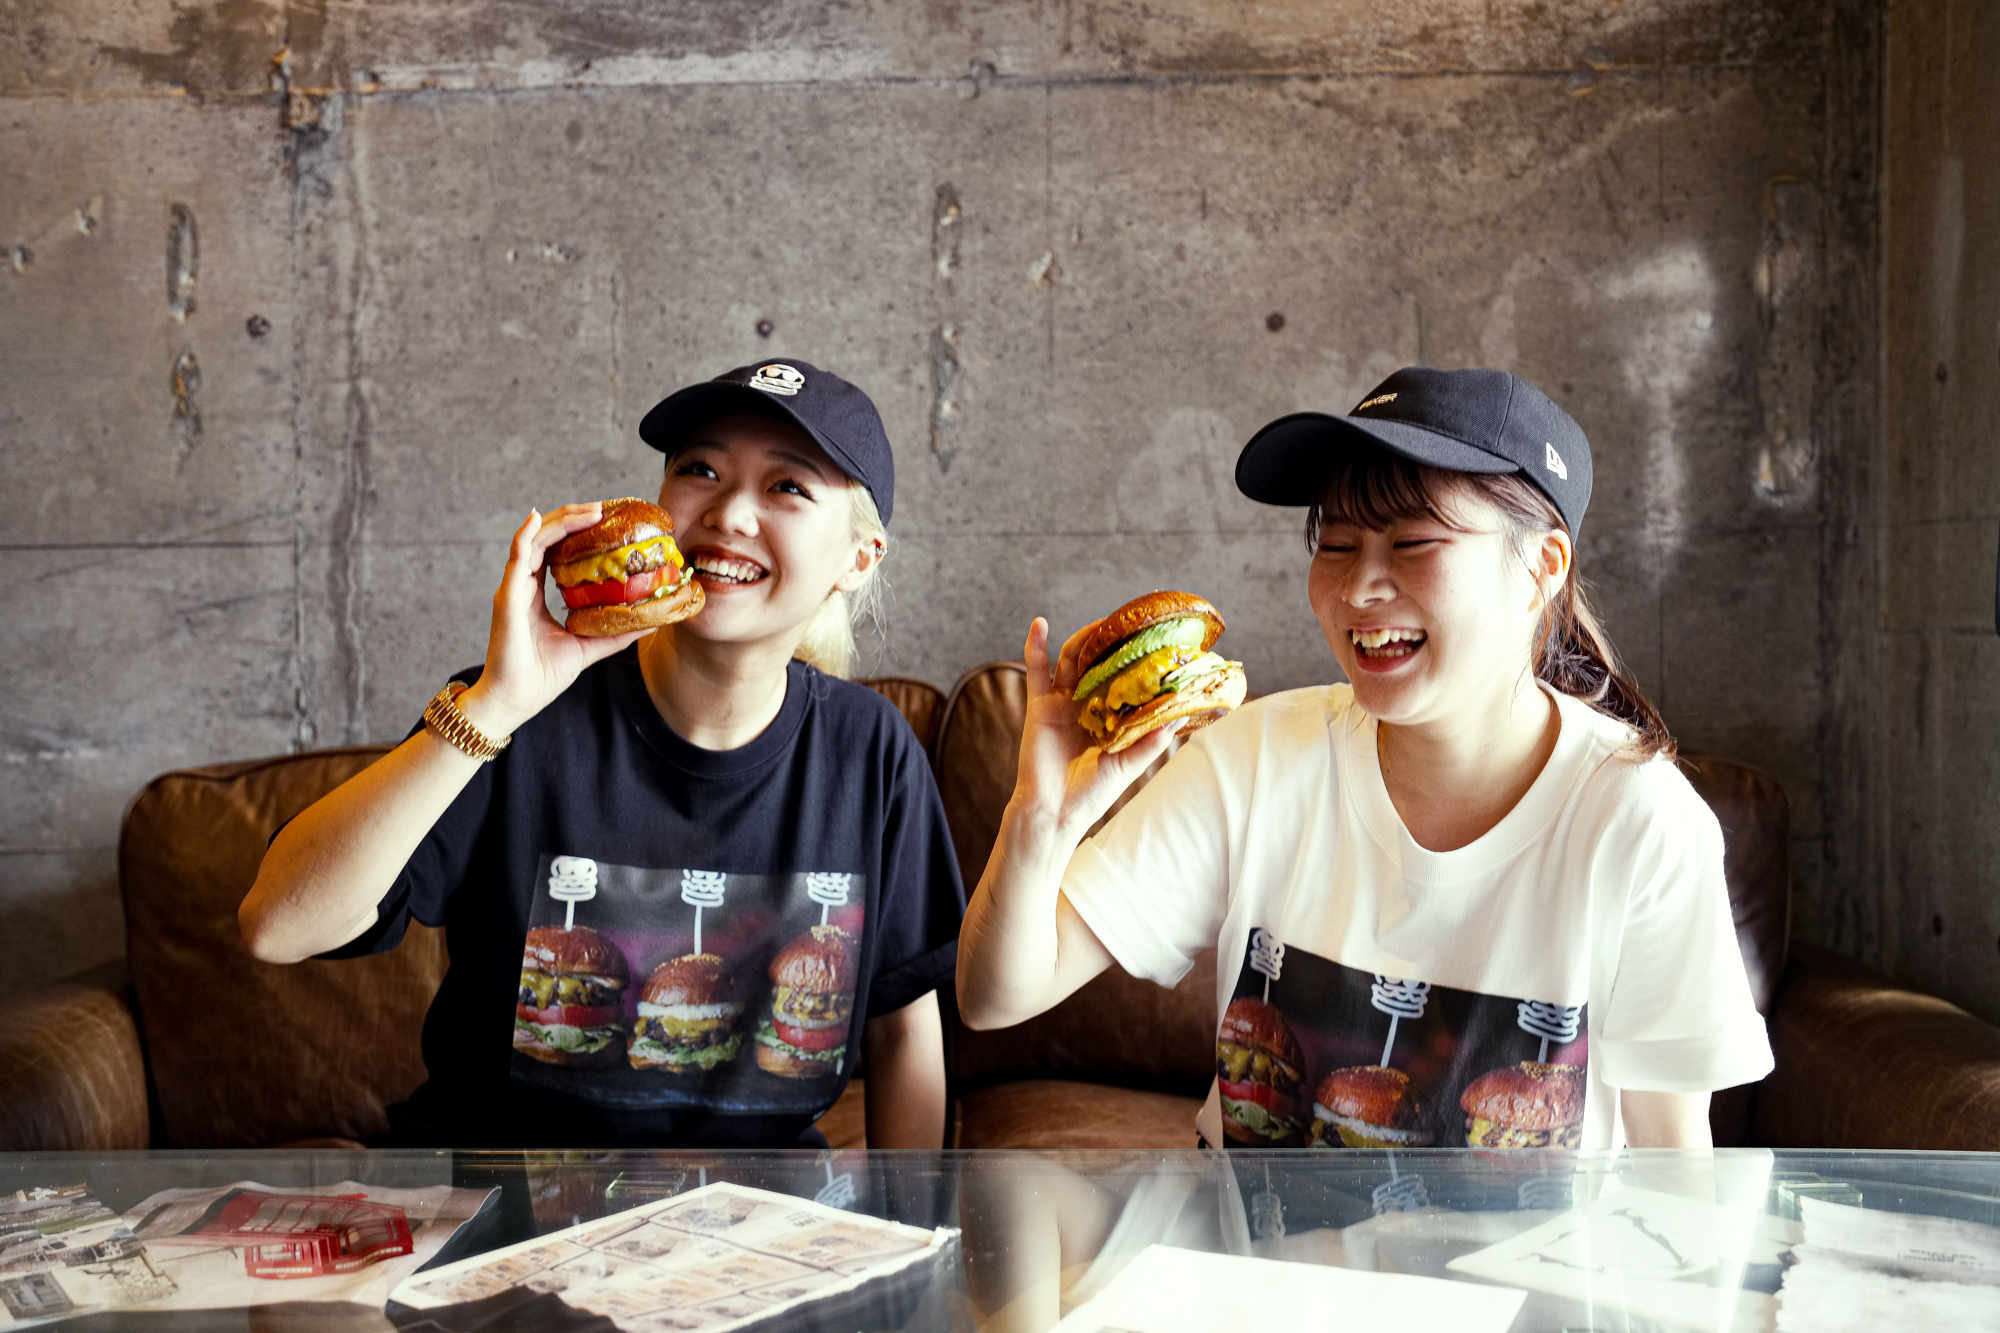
[0,1185,177,1327]
[392,1181,954,1331]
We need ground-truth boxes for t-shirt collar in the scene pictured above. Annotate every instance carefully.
[607,645,812,779]
[1338,680,1598,879]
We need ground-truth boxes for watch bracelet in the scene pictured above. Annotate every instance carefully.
[424,682,509,761]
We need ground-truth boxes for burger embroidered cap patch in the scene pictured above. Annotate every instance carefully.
[748,364,805,396]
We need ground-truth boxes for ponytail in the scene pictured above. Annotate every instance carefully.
[1306,449,1674,761]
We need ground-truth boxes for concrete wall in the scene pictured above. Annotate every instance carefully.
[1871,0,2000,1019]
[3,1,1878,997]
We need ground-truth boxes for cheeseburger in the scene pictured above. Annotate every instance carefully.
[1073,592,1247,753]
[628,953,746,1073]
[550,497,703,637]
[1308,1066,1435,1149]
[515,926,631,1067]
[1216,997,1307,1147]
[1460,1061,1586,1148]
[755,925,857,1079]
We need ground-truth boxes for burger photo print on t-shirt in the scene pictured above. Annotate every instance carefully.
[1217,930,1588,1151]
[511,854,866,1113]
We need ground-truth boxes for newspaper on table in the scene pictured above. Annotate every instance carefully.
[1776,1198,2000,1332]
[392,1180,954,1332]
[0,1185,176,1327]
[121,1179,494,1312]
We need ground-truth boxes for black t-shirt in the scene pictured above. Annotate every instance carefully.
[328,649,965,1148]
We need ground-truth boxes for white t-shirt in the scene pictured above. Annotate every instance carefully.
[1063,682,1774,1152]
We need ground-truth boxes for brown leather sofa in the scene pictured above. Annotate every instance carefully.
[5,664,1999,1152]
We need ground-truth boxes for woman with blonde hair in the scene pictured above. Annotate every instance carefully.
[243,360,962,1149]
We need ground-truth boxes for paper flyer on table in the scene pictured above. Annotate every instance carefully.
[392,1180,954,1332]
[119,1179,493,1312]
[1775,1199,2000,1331]
[1053,1245,1524,1333]
[1447,1184,1781,1333]
[0,1185,177,1327]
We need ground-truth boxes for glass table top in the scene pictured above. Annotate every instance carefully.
[3,1147,1996,1331]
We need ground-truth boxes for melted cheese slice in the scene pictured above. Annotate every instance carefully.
[552,537,681,587]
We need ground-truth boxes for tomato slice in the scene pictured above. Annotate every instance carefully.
[560,569,662,609]
[517,1003,621,1028]
[774,1021,846,1052]
[1218,1079,1293,1114]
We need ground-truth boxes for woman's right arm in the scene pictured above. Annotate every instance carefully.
[955,617,1182,1031]
[239,504,646,963]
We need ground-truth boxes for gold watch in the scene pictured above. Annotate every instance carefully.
[423,682,510,761]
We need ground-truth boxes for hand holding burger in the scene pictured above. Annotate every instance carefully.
[1071,592,1247,753]
[549,497,703,637]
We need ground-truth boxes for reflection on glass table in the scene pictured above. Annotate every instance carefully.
[1,1148,1997,1331]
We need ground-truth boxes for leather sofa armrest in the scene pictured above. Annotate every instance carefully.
[0,962,150,1151]
[1753,944,2000,1150]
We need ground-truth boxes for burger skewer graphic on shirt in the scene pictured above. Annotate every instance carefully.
[1459,1000,1586,1148]
[629,870,747,1074]
[1217,931,1309,1146]
[514,858,634,1068]
[1309,975,1437,1150]
[756,924,857,1079]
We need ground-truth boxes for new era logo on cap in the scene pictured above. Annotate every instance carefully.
[748,364,804,396]
[1544,442,1568,481]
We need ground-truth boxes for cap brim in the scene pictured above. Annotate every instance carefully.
[1235,413,1518,506]
[639,383,870,495]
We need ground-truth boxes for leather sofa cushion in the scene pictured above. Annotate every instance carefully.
[1677,753,1791,1014]
[0,962,148,1151]
[859,676,946,755]
[1755,945,2000,1149]
[958,1079,1205,1150]
[119,746,447,1148]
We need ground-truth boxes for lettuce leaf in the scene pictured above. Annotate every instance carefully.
[515,1017,620,1055]
[1222,1094,1302,1142]
[629,1032,743,1069]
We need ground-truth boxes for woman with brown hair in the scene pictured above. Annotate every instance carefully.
[958,367,1771,1151]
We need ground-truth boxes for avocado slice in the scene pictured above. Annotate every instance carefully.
[1073,618,1209,700]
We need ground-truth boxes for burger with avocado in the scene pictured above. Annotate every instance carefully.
[1308,1066,1435,1148]
[1216,996,1307,1146]
[1460,1061,1586,1148]
[515,926,632,1068]
[1073,592,1247,754]
[755,925,857,1079]
[628,953,746,1073]
[549,497,703,637]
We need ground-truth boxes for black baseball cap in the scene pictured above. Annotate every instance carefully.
[639,359,896,525]
[1235,366,1593,536]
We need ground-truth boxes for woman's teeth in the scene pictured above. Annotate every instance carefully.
[1351,627,1426,657]
[691,555,766,585]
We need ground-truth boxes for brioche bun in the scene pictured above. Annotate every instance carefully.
[1077,591,1225,667]
[564,577,704,637]
[1101,661,1246,754]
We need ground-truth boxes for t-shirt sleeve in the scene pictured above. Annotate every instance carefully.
[864,742,968,1020]
[1061,735,1234,989]
[1593,768,1776,1094]
[317,668,495,960]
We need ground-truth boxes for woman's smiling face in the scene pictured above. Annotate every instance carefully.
[657,412,875,651]
[1308,481,1552,727]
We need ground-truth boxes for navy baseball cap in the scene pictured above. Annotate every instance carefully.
[1235,366,1593,536]
[639,359,896,525]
